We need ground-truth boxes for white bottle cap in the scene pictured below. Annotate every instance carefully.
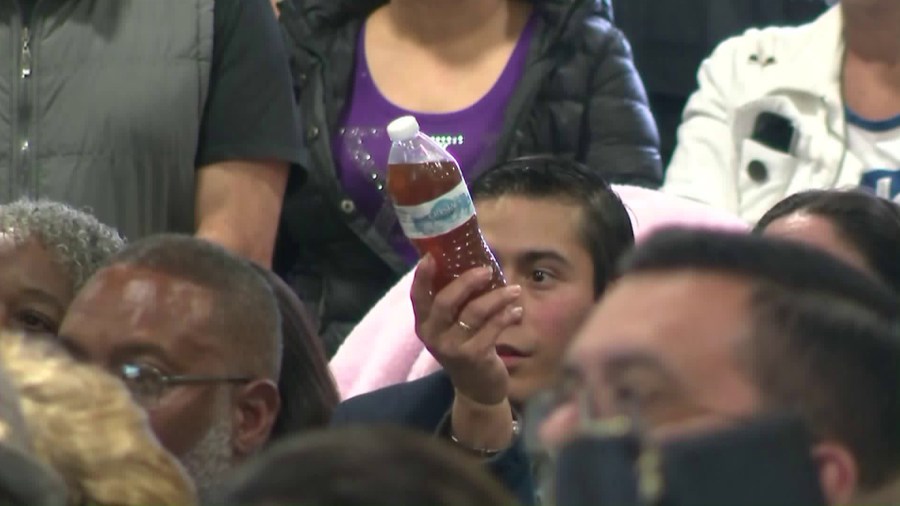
[387,115,420,142]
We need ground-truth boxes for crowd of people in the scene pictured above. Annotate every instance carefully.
[0,0,899,504]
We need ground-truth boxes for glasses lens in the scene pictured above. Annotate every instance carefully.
[120,363,163,406]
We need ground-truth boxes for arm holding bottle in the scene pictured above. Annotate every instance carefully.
[410,254,523,451]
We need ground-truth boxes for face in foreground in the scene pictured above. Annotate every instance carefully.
[475,195,596,404]
[540,270,761,444]
[540,270,870,505]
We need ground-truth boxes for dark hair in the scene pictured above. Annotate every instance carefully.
[471,155,634,297]
[105,234,282,378]
[622,228,900,489]
[219,426,519,506]
[754,189,900,293]
[251,265,339,439]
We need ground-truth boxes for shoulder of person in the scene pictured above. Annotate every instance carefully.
[549,1,622,55]
[331,372,455,427]
[702,7,840,78]
[279,0,372,33]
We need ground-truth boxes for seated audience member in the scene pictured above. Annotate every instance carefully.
[275,0,660,356]
[0,331,196,506]
[0,200,124,334]
[663,0,900,222]
[251,265,339,439]
[331,183,748,400]
[541,229,900,505]
[332,156,636,504]
[220,426,518,506]
[57,235,282,500]
[754,189,900,293]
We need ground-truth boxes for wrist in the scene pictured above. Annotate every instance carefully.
[450,392,516,453]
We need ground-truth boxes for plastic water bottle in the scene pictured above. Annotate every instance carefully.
[386,115,506,294]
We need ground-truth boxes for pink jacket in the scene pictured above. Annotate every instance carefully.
[331,186,748,400]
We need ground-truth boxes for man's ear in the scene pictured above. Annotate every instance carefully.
[232,379,281,458]
[811,441,858,505]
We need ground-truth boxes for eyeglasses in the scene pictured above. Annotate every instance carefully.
[117,362,252,407]
[522,377,621,454]
[525,375,753,449]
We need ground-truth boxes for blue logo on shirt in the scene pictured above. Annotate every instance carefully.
[860,169,900,202]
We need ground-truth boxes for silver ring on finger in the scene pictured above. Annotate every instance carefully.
[457,320,475,333]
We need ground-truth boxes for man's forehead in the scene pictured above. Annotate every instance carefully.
[73,264,215,321]
[477,194,584,224]
[477,195,587,257]
[567,270,753,370]
[60,264,222,365]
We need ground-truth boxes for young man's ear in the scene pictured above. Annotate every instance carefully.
[232,379,281,457]
[812,441,858,505]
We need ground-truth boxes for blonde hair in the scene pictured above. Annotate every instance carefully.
[0,332,197,506]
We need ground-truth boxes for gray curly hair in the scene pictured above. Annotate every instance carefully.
[0,200,125,291]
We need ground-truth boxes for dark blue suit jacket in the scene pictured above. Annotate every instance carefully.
[331,371,536,505]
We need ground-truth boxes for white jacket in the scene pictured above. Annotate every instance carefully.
[663,7,862,222]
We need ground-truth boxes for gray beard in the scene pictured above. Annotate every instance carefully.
[179,404,235,501]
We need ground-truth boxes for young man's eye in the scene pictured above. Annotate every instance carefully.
[532,270,548,283]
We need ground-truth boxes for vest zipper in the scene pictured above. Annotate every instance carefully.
[17,26,34,196]
[21,28,32,78]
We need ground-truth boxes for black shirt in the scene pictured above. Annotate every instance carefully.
[195,0,305,170]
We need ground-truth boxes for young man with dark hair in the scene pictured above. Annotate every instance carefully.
[542,229,900,505]
[57,234,283,500]
[332,156,635,505]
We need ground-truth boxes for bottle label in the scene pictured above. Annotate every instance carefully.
[394,181,475,239]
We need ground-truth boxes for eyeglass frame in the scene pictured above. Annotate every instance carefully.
[525,372,756,451]
[117,362,253,406]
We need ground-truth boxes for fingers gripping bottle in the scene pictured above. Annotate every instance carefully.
[386,115,506,294]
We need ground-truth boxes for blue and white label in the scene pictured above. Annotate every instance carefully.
[394,181,475,239]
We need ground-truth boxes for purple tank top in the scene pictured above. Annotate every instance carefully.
[334,15,536,266]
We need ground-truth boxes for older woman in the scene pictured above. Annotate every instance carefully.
[0,200,124,334]
[276,0,661,354]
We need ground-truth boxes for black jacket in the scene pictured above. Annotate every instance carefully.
[276,0,661,355]
[332,372,536,506]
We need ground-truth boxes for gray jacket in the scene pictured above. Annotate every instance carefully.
[0,0,214,240]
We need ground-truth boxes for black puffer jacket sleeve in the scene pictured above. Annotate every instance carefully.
[584,26,662,188]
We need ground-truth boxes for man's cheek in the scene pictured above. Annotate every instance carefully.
[148,397,208,457]
[531,294,593,348]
